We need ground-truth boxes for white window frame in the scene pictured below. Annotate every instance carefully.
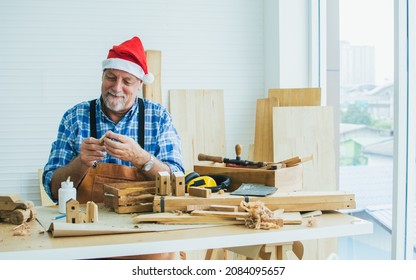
[313,0,415,259]
[392,0,415,260]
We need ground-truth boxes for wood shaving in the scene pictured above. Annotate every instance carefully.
[12,222,31,236]
[307,217,317,227]
[217,189,225,194]
[173,210,183,216]
[240,201,281,230]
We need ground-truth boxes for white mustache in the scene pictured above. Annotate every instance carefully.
[107,90,125,98]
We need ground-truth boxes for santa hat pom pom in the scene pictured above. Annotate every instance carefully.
[142,73,154,85]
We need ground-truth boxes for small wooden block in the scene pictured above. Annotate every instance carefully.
[156,171,171,195]
[86,201,99,223]
[172,171,185,196]
[209,205,238,212]
[188,187,211,198]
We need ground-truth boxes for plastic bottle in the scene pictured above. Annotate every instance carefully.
[58,177,77,214]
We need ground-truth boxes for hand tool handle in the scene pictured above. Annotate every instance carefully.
[198,153,224,163]
[235,144,242,160]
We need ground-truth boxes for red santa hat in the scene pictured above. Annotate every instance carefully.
[102,36,154,84]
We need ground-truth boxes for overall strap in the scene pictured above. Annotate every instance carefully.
[137,98,145,148]
[89,98,145,147]
[89,99,97,138]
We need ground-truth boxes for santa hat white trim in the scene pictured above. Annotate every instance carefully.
[102,58,154,84]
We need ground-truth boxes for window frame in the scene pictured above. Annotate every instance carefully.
[313,0,415,259]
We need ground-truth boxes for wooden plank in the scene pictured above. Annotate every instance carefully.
[143,50,162,104]
[153,191,356,213]
[268,88,321,106]
[209,205,238,212]
[277,212,303,225]
[191,210,249,219]
[253,97,279,162]
[133,213,244,225]
[117,194,154,205]
[253,88,321,163]
[114,203,153,214]
[169,90,226,171]
[272,106,336,191]
[103,181,156,195]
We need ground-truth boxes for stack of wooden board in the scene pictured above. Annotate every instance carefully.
[103,181,156,214]
[153,191,356,213]
[252,88,337,191]
[253,88,321,162]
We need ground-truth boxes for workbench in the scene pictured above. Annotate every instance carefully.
[0,205,373,260]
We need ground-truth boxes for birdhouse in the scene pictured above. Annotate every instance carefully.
[66,199,80,224]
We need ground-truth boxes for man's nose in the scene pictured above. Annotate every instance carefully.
[112,78,123,92]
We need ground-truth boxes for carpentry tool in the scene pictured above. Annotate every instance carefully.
[198,154,267,168]
[198,144,267,168]
[186,174,231,193]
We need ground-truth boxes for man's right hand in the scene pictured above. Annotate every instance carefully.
[80,137,106,167]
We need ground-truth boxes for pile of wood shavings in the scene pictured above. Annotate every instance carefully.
[13,222,31,236]
[240,201,280,230]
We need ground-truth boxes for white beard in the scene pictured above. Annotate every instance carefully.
[103,91,126,112]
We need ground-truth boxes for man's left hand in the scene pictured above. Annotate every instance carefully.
[102,131,149,166]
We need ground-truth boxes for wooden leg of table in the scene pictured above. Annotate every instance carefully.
[275,242,294,260]
[205,249,214,260]
[258,245,272,260]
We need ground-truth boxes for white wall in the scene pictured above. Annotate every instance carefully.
[264,0,312,89]
[0,0,318,206]
[0,0,265,205]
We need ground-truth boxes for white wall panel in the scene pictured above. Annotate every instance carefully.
[0,0,264,205]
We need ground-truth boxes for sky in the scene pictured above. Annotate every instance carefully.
[340,0,394,85]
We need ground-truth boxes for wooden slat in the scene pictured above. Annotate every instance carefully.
[133,213,244,225]
[268,88,321,106]
[115,203,153,214]
[153,191,355,213]
[117,194,154,205]
[143,50,162,104]
[191,210,249,219]
[209,205,238,212]
[253,97,279,162]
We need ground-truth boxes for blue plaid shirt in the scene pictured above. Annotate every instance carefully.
[43,97,184,199]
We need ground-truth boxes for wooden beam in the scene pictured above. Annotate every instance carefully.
[143,50,162,104]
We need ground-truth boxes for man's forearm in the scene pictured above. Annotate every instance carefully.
[50,157,90,199]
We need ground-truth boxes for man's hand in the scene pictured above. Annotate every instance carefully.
[102,131,148,166]
[80,137,107,167]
